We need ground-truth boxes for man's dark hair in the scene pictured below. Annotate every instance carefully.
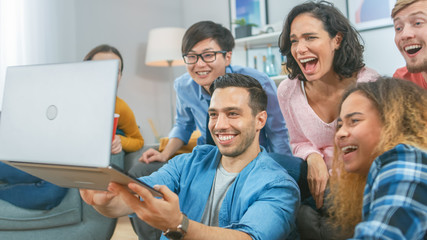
[209,73,267,115]
[279,1,365,81]
[84,44,124,74]
[181,21,235,55]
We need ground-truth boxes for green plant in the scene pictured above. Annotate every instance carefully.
[232,18,258,27]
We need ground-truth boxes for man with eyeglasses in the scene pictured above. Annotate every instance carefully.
[139,20,291,164]
[130,20,292,240]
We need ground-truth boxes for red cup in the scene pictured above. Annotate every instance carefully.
[112,113,120,141]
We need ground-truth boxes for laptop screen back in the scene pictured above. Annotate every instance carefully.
[0,60,119,167]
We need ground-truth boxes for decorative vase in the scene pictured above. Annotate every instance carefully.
[263,44,278,77]
[235,25,252,39]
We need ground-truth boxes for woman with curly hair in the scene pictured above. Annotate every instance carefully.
[329,77,427,238]
[277,1,379,212]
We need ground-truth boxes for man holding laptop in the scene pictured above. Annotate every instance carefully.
[80,74,300,240]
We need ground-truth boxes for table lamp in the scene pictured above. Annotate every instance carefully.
[145,27,186,128]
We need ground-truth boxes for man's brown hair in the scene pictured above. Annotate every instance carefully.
[391,0,420,18]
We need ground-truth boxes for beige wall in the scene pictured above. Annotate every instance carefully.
[74,0,186,144]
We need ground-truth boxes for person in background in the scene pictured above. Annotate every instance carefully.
[277,1,379,238]
[84,44,144,169]
[80,73,300,240]
[329,77,427,238]
[392,0,427,89]
[139,20,291,164]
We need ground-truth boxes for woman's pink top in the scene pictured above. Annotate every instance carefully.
[277,67,379,169]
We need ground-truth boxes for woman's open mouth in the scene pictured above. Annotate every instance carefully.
[341,145,358,155]
[300,57,318,73]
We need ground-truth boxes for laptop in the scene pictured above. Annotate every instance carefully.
[0,60,162,197]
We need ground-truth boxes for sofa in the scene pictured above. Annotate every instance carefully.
[0,147,146,240]
[0,188,117,240]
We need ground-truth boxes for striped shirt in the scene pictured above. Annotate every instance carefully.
[352,144,427,239]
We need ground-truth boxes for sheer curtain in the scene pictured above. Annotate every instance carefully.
[0,0,23,109]
[0,0,76,110]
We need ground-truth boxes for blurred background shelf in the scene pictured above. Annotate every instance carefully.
[271,75,287,86]
[235,31,281,49]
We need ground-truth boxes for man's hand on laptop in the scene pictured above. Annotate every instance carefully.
[108,182,253,239]
[111,135,122,154]
[79,184,133,218]
[108,182,183,233]
[80,188,117,206]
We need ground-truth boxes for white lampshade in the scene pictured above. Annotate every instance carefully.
[145,27,186,67]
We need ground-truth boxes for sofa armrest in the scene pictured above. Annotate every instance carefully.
[0,188,117,240]
[0,188,81,230]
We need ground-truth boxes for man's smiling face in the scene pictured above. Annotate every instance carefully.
[394,1,427,73]
[185,38,231,92]
[208,87,263,158]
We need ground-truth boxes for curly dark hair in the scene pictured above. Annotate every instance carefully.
[279,1,365,81]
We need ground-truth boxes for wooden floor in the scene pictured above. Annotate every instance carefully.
[111,216,139,240]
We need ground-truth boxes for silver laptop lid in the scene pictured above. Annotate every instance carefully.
[0,60,119,167]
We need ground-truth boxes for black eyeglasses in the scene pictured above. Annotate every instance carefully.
[182,51,227,64]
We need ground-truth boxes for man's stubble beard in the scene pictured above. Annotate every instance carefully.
[407,58,427,73]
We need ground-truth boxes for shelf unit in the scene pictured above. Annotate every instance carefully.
[235,31,281,49]
[234,32,287,86]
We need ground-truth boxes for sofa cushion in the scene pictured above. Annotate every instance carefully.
[0,188,82,230]
[0,162,68,210]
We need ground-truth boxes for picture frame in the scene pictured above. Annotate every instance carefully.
[229,0,268,37]
[346,0,396,31]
